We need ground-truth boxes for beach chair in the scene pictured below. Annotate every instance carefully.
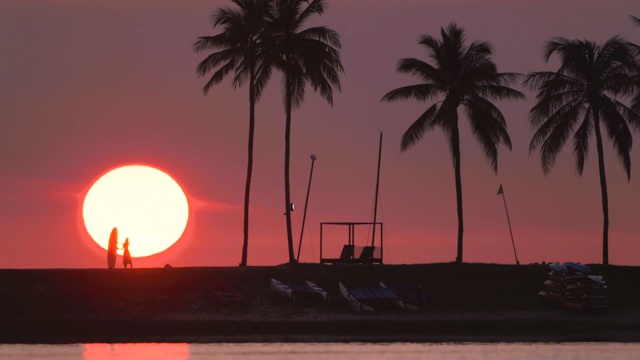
[358,246,375,263]
[322,244,355,264]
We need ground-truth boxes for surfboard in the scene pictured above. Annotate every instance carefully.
[107,227,117,269]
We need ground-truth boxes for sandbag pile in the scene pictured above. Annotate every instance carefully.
[538,262,607,311]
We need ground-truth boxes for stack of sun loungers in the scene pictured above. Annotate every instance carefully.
[339,281,425,312]
[270,278,329,306]
[538,262,607,311]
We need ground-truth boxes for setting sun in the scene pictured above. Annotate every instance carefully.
[83,165,189,258]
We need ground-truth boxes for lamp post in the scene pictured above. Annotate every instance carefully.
[296,154,317,263]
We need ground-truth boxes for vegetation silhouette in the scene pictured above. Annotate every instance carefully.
[194,0,272,266]
[261,0,343,263]
[381,23,524,264]
[524,36,640,265]
[631,15,640,115]
[189,4,640,266]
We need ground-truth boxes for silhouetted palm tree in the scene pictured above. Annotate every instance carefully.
[193,0,271,267]
[524,36,640,265]
[631,15,640,114]
[381,23,524,264]
[262,0,343,263]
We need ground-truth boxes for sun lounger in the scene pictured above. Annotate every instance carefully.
[322,244,355,264]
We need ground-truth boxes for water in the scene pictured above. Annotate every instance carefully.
[0,342,638,360]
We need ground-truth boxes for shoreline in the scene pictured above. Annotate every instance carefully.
[3,311,639,343]
[1,264,639,343]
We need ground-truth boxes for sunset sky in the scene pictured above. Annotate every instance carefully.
[1,0,639,268]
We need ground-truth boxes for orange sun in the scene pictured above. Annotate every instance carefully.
[82,165,189,257]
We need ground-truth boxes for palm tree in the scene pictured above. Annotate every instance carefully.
[381,23,524,264]
[262,0,343,263]
[193,0,271,267]
[524,36,640,265]
[631,15,640,114]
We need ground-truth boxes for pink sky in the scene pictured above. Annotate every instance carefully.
[0,0,639,268]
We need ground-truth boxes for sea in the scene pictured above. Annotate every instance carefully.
[0,342,639,360]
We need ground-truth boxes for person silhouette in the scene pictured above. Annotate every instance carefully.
[122,238,132,269]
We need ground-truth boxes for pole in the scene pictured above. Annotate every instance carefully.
[371,133,383,248]
[296,154,317,263]
[499,185,519,265]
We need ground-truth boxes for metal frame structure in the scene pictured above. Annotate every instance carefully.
[319,222,383,264]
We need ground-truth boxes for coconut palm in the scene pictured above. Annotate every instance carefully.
[631,15,640,113]
[381,23,524,264]
[261,0,343,263]
[193,0,271,267]
[524,36,640,265]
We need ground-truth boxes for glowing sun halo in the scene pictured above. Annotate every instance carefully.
[83,165,189,258]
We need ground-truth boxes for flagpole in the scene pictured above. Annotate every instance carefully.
[296,154,317,264]
[498,185,520,265]
[371,132,383,249]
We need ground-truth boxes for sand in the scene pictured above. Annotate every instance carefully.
[0,263,638,343]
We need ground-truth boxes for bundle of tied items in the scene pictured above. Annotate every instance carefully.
[538,262,607,311]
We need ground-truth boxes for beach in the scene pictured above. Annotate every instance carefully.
[0,263,638,343]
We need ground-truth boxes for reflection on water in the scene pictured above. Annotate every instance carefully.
[0,344,85,360]
[0,342,638,359]
[189,343,640,360]
[83,343,189,360]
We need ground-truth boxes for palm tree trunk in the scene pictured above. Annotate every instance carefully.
[593,114,610,265]
[240,69,257,267]
[452,119,464,264]
[284,78,295,264]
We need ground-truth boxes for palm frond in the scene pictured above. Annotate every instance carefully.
[529,99,583,158]
[202,61,238,94]
[212,6,242,28]
[400,103,440,151]
[475,84,526,101]
[605,97,640,131]
[254,61,274,99]
[481,72,523,86]
[464,95,512,171]
[632,94,640,117]
[381,84,441,103]
[437,99,461,161]
[572,109,593,175]
[396,58,444,84]
[529,93,583,128]
[193,33,234,53]
[417,34,441,60]
[298,26,342,48]
[537,110,581,174]
[231,59,252,89]
[601,97,633,179]
[599,72,637,96]
[195,48,240,77]
[294,0,326,30]
[281,65,307,109]
[465,94,510,128]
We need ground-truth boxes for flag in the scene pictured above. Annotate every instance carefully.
[497,184,503,195]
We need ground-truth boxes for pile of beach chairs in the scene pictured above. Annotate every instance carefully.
[538,262,607,311]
